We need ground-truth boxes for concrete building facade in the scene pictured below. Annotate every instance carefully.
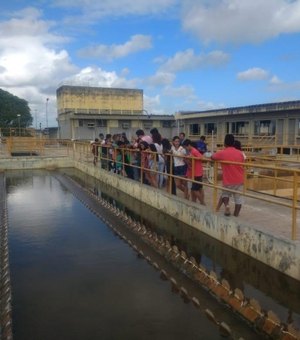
[176,100,300,148]
[56,85,175,140]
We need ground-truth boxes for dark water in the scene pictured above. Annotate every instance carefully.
[7,170,228,340]
[7,169,300,339]
[64,168,300,329]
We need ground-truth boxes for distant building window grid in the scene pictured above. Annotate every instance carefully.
[189,123,200,136]
[254,120,276,136]
[204,123,217,135]
[226,121,249,135]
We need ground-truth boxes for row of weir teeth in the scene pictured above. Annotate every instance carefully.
[102,200,300,339]
[0,199,13,340]
[68,175,300,340]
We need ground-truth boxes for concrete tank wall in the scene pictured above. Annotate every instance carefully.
[0,156,299,281]
[75,161,300,281]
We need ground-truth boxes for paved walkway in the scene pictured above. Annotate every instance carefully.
[1,143,299,242]
[170,181,299,242]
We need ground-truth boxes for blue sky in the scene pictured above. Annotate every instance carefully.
[1,0,300,127]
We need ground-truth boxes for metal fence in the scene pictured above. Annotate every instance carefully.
[1,138,299,240]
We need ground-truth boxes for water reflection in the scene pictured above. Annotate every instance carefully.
[62,168,300,328]
[7,170,226,340]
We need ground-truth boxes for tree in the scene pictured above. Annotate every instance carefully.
[0,88,33,131]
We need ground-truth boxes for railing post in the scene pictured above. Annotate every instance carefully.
[273,168,278,196]
[243,162,247,194]
[292,171,298,240]
[213,161,218,211]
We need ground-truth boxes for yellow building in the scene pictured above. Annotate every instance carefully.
[57,85,143,115]
[56,85,175,140]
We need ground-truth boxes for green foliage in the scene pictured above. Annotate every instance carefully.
[0,88,33,129]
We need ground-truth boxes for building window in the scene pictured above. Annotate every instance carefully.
[162,121,172,128]
[96,119,107,127]
[298,120,300,135]
[119,121,131,129]
[189,124,200,136]
[143,121,153,129]
[227,121,249,134]
[254,120,276,135]
[78,120,83,127]
[204,123,217,134]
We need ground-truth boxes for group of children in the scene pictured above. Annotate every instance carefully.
[91,130,245,216]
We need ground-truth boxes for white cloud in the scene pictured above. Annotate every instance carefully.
[269,75,282,85]
[0,7,77,126]
[159,48,229,73]
[147,72,175,86]
[144,94,164,114]
[162,85,196,99]
[78,34,152,61]
[54,0,176,13]
[181,0,300,43]
[237,67,269,81]
[196,100,225,111]
[54,0,178,24]
[64,66,139,88]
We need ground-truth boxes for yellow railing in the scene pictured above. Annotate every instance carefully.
[1,138,299,240]
[73,142,300,240]
[1,137,72,157]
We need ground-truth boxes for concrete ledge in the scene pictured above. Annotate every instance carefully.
[0,156,73,170]
[75,161,300,281]
[0,156,298,281]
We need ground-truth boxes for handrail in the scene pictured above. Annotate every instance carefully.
[1,138,298,240]
[71,142,299,240]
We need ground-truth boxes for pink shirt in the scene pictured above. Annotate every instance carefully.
[212,147,244,185]
[141,135,153,144]
[134,135,153,148]
[186,147,203,178]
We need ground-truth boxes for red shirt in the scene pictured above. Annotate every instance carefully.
[212,147,244,185]
[186,147,203,178]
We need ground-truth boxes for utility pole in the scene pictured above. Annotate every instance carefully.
[46,98,49,133]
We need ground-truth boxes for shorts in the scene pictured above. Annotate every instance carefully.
[148,160,157,171]
[191,176,203,191]
[221,184,243,204]
[174,165,186,176]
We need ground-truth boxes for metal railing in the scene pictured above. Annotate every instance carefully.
[0,138,299,240]
[71,142,300,240]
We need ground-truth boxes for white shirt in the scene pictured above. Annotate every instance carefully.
[171,145,186,167]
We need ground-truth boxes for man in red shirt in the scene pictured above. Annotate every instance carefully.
[211,134,245,217]
[182,139,205,205]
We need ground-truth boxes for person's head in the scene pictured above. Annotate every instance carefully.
[233,140,242,151]
[94,138,99,142]
[99,133,104,140]
[182,139,193,150]
[136,129,145,137]
[139,141,149,150]
[200,135,206,141]
[149,143,157,153]
[224,134,235,147]
[179,132,185,141]
[117,140,126,148]
[105,134,112,141]
[112,134,120,142]
[161,138,171,152]
[172,135,180,147]
[150,127,159,135]
[152,131,162,144]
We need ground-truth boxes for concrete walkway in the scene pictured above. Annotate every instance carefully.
[198,185,299,242]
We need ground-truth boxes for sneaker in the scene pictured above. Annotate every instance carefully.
[224,206,231,216]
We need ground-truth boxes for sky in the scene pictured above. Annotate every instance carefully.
[1,0,300,128]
